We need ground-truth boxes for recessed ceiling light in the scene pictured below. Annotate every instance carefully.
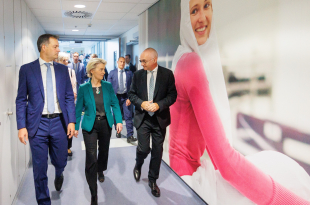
[74,5,86,8]
[72,29,79,32]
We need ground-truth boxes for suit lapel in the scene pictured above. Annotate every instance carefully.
[87,81,96,114]
[141,70,148,100]
[31,59,44,99]
[101,81,109,112]
[153,66,161,99]
[54,63,61,99]
[114,69,119,90]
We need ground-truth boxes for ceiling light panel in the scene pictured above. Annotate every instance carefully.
[62,1,99,12]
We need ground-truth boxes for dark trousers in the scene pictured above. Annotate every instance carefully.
[114,93,133,137]
[136,114,166,182]
[29,115,68,205]
[82,117,112,197]
[68,137,72,149]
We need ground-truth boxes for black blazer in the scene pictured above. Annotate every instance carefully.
[128,66,177,129]
[126,63,136,73]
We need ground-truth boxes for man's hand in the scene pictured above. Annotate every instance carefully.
[126,99,131,106]
[74,130,79,138]
[148,103,159,112]
[141,101,153,111]
[67,123,75,139]
[18,128,28,145]
[116,123,123,133]
[74,93,77,100]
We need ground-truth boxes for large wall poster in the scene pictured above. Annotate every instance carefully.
[148,0,310,204]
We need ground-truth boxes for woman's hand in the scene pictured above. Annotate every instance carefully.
[116,123,123,134]
[74,130,79,138]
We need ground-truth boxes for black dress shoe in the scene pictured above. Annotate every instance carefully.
[68,149,72,157]
[91,195,98,205]
[116,132,121,138]
[127,136,137,143]
[133,165,141,181]
[97,172,105,183]
[54,174,64,191]
[148,181,160,197]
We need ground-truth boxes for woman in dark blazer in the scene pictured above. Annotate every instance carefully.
[74,58,122,205]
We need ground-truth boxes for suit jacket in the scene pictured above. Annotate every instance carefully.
[75,80,122,132]
[68,62,88,90]
[104,68,109,81]
[126,63,136,73]
[15,59,76,137]
[107,68,133,94]
[128,66,177,129]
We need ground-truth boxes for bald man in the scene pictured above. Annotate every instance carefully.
[128,48,177,197]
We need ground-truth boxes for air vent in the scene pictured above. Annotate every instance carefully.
[64,11,92,19]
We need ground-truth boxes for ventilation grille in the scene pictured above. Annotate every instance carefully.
[64,11,92,19]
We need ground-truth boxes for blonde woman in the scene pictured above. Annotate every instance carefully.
[74,58,122,205]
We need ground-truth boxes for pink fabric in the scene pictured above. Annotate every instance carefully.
[169,52,310,205]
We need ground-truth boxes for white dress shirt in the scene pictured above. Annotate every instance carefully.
[39,58,62,114]
[147,66,158,100]
[117,68,127,94]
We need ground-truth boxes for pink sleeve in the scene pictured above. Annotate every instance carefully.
[178,52,309,205]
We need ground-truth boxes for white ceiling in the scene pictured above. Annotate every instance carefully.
[24,0,158,38]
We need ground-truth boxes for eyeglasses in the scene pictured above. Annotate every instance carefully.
[139,58,154,64]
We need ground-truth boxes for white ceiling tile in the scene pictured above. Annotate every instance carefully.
[37,17,63,24]
[42,22,64,28]
[97,3,136,13]
[112,20,138,27]
[86,26,113,32]
[31,9,62,17]
[63,18,92,28]
[121,12,139,20]
[45,30,65,35]
[62,0,101,1]
[61,1,100,12]
[84,31,105,35]
[101,0,140,2]
[139,0,158,4]
[91,19,118,26]
[130,3,152,14]
[93,12,126,20]
[24,0,61,9]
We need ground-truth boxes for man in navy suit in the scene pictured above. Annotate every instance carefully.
[125,54,136,74]
[16,34,76,205]
[68,52,88,92]
[108,57,137,143]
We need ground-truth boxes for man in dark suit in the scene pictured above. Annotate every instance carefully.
[108,57,137,143]
[125,54,136,73]
[16,34,76,205]
[128,48,177,197]
[68,52,88,91]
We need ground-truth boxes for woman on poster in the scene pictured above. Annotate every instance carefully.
[169,0,310,204]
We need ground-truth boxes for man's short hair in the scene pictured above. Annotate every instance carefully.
[118,56,125,61]
[125,54,131,59]
[91,53,98,58]
[37,34,59,52]
[73,52,79,56]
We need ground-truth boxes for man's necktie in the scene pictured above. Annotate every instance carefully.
[148,71,154,116]
[119,70,125,93]
[45,63,55,114]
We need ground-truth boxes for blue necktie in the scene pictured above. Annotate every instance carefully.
[119,70,125,93]
[148,71,154,116]
[45,63,55,114]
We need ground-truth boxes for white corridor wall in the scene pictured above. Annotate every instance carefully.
[0,0,45,204]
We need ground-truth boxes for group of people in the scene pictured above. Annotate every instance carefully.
[15,0,310,205]
[16,32,175,205]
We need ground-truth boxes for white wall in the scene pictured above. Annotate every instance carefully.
[0,0,45,204]
[120,25,139,56]
[104,38,119,72]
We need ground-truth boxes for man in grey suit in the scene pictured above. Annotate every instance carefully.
[68,52,88,91]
